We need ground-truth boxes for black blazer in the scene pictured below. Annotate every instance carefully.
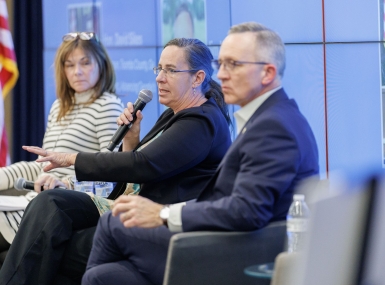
[75,97,232,204]
[182,89,319,231]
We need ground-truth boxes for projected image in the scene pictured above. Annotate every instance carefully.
[381,0,385,166]
[68,3,101,35]
[161,0,206,45]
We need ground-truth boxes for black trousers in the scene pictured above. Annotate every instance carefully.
[0,190,100,285]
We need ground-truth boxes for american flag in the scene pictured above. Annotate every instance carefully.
[0,0,18,167]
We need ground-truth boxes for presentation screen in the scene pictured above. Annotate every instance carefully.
[43,0,385,175]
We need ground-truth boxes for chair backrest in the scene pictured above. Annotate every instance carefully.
[294,174,382,285]
[163,221,286,285]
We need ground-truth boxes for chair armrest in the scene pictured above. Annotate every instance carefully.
[163,221,286,285]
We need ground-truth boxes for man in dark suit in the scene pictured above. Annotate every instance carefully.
[82,21,319,285]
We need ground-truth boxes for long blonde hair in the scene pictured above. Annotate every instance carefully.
[54,36,116,121]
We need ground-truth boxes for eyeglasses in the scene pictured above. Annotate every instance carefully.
[153,67,197,76]
[211,59,269,72]
[62,32,98,42]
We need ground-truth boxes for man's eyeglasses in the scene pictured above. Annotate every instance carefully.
[62,32,98,42]
[153,67,197,76]
[211,59,269,72]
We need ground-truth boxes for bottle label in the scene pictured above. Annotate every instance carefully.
[94,182,113,197]
[74,181,94,193]
[287,218,308,232]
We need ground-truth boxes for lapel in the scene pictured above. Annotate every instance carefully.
[238,88,289,136]
[209,89,289,174]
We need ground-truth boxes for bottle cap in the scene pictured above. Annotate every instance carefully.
[293,194,305,201]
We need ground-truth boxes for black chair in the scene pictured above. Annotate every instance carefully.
[163,221,286,285]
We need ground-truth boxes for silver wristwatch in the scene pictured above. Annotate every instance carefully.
[159,205,170,224]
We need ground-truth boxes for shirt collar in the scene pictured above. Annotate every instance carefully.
[234,86,282,135]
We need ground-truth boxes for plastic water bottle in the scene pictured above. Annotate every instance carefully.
[94,182,114,197]
[286,194,310,253]
[74,181,94,193]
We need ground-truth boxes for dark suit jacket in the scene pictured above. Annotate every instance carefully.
[182,89,319,231]
[74,97,232,204]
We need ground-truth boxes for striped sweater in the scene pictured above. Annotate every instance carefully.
[0,91,124,190]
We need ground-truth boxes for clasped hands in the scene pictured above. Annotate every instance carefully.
[112,195,165,229]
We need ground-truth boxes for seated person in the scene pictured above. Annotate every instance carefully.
[0,37,232,285]
[0,32,123,248]
[75,21,319,284]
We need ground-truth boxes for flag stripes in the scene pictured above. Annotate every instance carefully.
[0,0,18,167]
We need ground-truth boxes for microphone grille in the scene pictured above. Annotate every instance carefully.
[14,177,25,190]
[138,89,153,103]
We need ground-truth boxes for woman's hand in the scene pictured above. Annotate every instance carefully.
[34,174,68,193]
[22,146,78,172]
[112,195,164,228]
[117,102,143,151]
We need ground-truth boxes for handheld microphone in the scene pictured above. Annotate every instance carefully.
[14,177,65,191]
[107,89,153,151]
[14,177,42,191]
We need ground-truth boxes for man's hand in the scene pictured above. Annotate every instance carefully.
[112,195,164,228]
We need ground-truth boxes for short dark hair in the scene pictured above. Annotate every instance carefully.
[229,22,286,78]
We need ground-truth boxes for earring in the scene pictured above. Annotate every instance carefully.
[192,87,196,96]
